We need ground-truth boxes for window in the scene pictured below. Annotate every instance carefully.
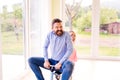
[99,0,120,57]
[65,0,92,57]
[0,0,25,79]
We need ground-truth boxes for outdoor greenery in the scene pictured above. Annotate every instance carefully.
[65,0,120,57]
[0,1,120,57]
[72,8,120,32]
[0,3,23,55]
[75,32,120,56]
[2,31,119,57]
[0,4,22,32]
[99,47,120,56]
[65,0,120,33]
[75,46,120,56]
[1,31,23,55]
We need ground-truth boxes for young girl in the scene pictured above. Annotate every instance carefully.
[69,31,77,63]
[68,31,77,80]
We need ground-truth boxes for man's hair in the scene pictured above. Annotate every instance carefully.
[52,18,62,26]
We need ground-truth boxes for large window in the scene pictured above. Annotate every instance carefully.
[0,0,25,79]
[65,0,92,57]
[65,0,120,59]
[99,0,120,57]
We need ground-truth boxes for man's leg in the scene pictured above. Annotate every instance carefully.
[28,57,45,80]
[61,60,74,80]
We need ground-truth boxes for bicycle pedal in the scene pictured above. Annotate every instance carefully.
[55,73,60,80]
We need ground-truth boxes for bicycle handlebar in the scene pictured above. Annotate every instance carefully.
[50,65,62,74]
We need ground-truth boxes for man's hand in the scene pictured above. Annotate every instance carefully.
[44,60,50,69]
[55,62,61,70]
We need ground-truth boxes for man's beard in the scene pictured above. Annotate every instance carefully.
[55,30,63,36]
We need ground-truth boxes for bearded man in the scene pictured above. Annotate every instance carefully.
[28,18,74,80]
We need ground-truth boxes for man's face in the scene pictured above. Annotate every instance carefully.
[52,22,63,36]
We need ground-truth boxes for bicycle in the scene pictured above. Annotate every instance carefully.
[50,65,61,80]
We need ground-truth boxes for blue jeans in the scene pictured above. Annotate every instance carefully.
[28,57,74,80]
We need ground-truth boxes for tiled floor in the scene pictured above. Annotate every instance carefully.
[2,55,120,80]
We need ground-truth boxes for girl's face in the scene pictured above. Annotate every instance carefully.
[70,31,76,42]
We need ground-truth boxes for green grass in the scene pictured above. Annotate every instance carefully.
[1,31,24,55]
[1,31,120,56]
[75,31,120,57]
[99,47,120,56]
[75,46,120,56]
[99,33,120,39]
[75,46,91,56]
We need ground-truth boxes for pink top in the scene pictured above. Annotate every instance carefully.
[69,49,77,63]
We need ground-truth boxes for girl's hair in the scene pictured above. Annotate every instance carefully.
[69,31,76,42]
[69,31,76,36]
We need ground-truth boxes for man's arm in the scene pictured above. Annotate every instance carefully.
[59,33,73,64]
[43,33,51,69]
[43,33,50,61]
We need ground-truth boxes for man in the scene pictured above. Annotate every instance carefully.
[28,18,74,80]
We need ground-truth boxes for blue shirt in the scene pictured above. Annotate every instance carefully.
[43,31,73,64]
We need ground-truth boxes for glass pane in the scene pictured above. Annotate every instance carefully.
[0,0,25,79]
[99,0,120,57]
[65,0,92,57]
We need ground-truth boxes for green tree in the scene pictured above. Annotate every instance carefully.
[13,4,22,20]
[100,8,118,24]
[73,8,118,32]
[74,9,91,31]
[0,6,13,31]
[12,3,22,27]
[65,0,82,31]
[12,4,22,40]
[2,6,8,19]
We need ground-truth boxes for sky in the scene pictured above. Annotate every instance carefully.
[0,0,119,13]
[0,0,92,11]
[0,0,22,6]
[65,0,92,7]
[0,0,22,13]
[65,0,119,7]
